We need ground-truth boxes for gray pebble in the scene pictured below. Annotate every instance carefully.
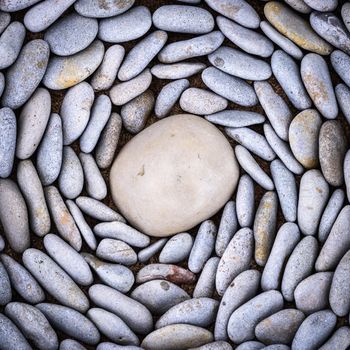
[304,0,337,11]
[97,344,142,350]
[0,262,11,305]
[97,238,137,266]
[159,233,192,264]
[193,257,219,298]
[23,248,89,312]
[138,238,167,263]
[331,50,350,87]
[236,342,264,350]
[346,151,350,202]
[336,84,350,124]
[0,11,10,34]
[206,110,265,128]
[189,341,233,350]
[36,303,100,345]
[2,39,49,109]
[342,2,350,32]
[74,0,134,18]
[0,235,4,252]
[0,0,41,11]
[236,174,255,227]
[98,6,151,43]
[0,179,30,253]
[60,339,86,350]
[0,72,4,97]
[151,62,206,79]
[319,326,350,350]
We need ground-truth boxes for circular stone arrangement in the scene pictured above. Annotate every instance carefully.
[1,0,350,349]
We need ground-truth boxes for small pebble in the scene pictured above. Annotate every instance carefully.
[235,341,264,350]
[0,262,11,305]
[139,238,168,263]
[318,326,350,350]
[151,62,206,79]
[236,174,255,227]
[0,12,11,34]
[0,314,31,350]
[304,0,338,11]
[189,341,233,350]
[193,257,219,298]
[60,339,86,350]
[342,2,350,32]
[331,50,350,87]
[206,110,265,128]
[97,238,137,266]
[74,0,134,18]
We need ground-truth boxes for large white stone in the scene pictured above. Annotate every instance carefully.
[110,114,239,237]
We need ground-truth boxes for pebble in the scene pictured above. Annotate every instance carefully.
[297,170,329,236]
[0,72,4,97]
[79,152,107,200]
[260,21,303,60]
[235,145,274,191]
[319,120,347,186]
[209,46,272,81]
[60,339,86,350]
[255,309,305,345]
[217,16,273,57]
[43,40,104,90]
[0,254,45,304]
[153,5,214,34]
[254,81,292,141]
[205,0,260,29]
[329,249,350,316]
[261,223,300,291]
[283,0,312,15]
[16,87,51,160]
[23,0,77,33]
[74,0,134,18]
[45,186,82,250]
[193,257,220,298]
[98,6,152,43]
[331,50,350,87]
[228,290,284,344]
[0,0,41,11]
[0,179,30,253]
[291,310,336,350]
[91,45,125,91]
[319,326,350,350]
[110,68,152,106]
[5,302,58,350]
[121,90,154,134]
[188,220,217,273]
[0,262,11,305]
[270,160,297,222]
[294,272,333,313]
[0,235,4,252]
[288,109,322,169]
[216,228,254,295]
[36,303,100,345]
[236,174,255,227]
[97,238,137,266]
[215,201,237,257]
[180,88,228,115]
[23,248,89,312]
[138,239,167,263]
[253,191,278,266]
[301,53,338,119]
[263,1,332,55]
[36,113,63,186]
[206,111,265,128]
[189,341,233,350]
[97,344,142,350]
[0,107,16,178]
[83,254,134,293]
[0,21,26,70]
[159,31,224,63]
[141,324,213,350]
[202,67,258,107]
[304,0,338,11]
[80,94,112,153]
[215,270,261,341]
[136,263,195,285]
[44,234,93,286]
[17,160,51,237]
[235,341,264,350]
[346,151,350,201]
[316,206,350,271]
[310,12,350,55]
[151,62,206,79]
[342,2,350,31]
[0,12,10,34]
[271,50,311,109]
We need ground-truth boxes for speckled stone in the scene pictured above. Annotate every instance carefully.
[304,0,337,11]
[0,12,10,34]
[193,257,219,298]
[236,174,255,227]
[138,239,167,263]
[342,2,350,32]
[0,262,11,305]
[0,0,41,11]
[96,344,142,350]
[60,339,86,350]
[0,314,31,350]
[206,111,265,128]
[331,50,350,87]
[74,0,134,18]
[159,233,193,264]
[319,326,350,350]
[0,72,4,97]
[189,341,233,350]
[235,341,264,350]
[151,62,206,79]
[345,151,350,202]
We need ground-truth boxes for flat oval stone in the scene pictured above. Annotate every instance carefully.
[0,72,4,97]
[331,50,350,87]
[304,0,337,11]
[193,257,219,298]
[342,2,350,32]
[43,40,104,90]
[189,341,232,350]
[206,111,265,128]
[319,326,350,350]
[74,0,134,18]
[236,174,255,227]
[346,151,350,202]
[0,314,31,350]
[159,233,193,264]
[138,239,167,263]
[151,62,206,79]
[2,39,49,109]
[0,262,11,305]
[235,341,264,350]
[110,114,239,237]
[0,12,10,34]
[98,6,151,43]
[264,1,332,55]
[0,0,41,11]
[96,344,142,350]
[44,13,98,56]
[153,5,214,34]
[60,339,86,350]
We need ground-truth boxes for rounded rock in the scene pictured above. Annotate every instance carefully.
[74,0,134,18]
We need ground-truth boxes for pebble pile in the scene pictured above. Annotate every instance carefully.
[1,0,350,349]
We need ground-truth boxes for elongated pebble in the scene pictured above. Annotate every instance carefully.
[83,255,134,293]
[0,72,4,97]
[301,53,338,119]
[235,341,264,350]
[151,62,206,79]
[17,160,50,237]
[0,314,31,350]
[235,145,274,190]
[0,262,11,305]
[97,238,137,266]
[98,6,151,43]
[336,84,350,125]
[43,40,104,90]
[0,12,10,34]
[16,88,51,160]
[319,326,350,350]
[342,2,350,31]
[206,111,265,128]
[0,0,41,11]
[209,46,272,81]
[292,310,336,350]
[0,107,16,178]
[304,0,337,11]
[159,233,192,263]
[0,254,44,304]
[153,5,214,34]
[228,290,284,344]
[45,186,82,251]
[23,249,89,312]
[5,302,58,350]
[193,257,219,298]
[74,0,134,18]
[36,303,100,345]
[0,179,30,253]
[331,50,350,87]
[202,67,258,107]
[0,235,4,252]
[283,1,311,14]
[236,174,255,227]
[79,152,107,200]
[60,339,86,350]
[188,220,216,273]
[189,341,232,350]
[254,191,278,267]
[254,81,291,141]
[138,239,167,263]
[97,344,142,350]
[91,45,125,91]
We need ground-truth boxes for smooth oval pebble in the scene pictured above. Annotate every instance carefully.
[345,150,350,202]
[193,257,219,299]
[342,2,350,31]
[236,174,255,227]
[0,11,10,34]
[0,0,41,11]
[189,341,232,350]
[74,0,134,18]
[331,50,350,87]
[319,326,350,350]
[206,110,265,128]
[235,341,265,350]
[304,0,337,11]
[138,239,167,263]
[151,62,206,79]
[0,72,4,97]
[0,261,11,305]
[60,339,86,350]
[97,344,142,350]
